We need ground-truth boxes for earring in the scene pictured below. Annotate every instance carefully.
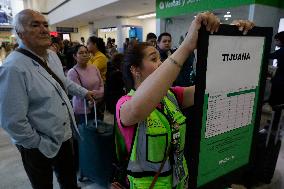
[136,74,142,82]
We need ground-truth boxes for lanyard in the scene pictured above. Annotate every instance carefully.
[161,98,186,182]
[161,98,181,153]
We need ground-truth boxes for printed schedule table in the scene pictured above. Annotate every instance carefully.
[205,88,255,138]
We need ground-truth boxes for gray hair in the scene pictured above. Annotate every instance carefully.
[12,9,42,42]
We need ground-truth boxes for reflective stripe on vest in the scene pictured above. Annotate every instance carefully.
[126,90,187,179]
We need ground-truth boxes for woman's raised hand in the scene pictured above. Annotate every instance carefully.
[231,20,255,35]
[183,12,220,51]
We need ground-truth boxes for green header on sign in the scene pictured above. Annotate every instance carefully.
[156,0,283,18]
[227,88,256,97]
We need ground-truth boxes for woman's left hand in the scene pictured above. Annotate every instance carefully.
[184,12,220,51]
[85,91,96,102]
[231,20,255,35]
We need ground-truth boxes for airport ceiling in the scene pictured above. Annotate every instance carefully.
[44,0,249,27]
[51,0,156,27]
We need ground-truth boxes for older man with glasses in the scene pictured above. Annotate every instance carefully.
[0,9,96,189]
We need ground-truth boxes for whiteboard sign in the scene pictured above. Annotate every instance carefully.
[187,25,273,189]
[205,36,265,138]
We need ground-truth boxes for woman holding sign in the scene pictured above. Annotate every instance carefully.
[114,12,254,189]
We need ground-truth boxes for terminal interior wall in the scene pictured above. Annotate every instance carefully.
[70,25,91,43]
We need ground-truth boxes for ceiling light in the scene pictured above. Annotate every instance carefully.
[224,15,231,18]
[225,18,229,21]
[100,28,117,32]
[137,13,156,19]
[227,11,231,14]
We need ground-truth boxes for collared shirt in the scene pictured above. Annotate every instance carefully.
[0,43,88,158]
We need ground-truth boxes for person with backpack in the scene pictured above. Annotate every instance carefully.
[113,12,254,189]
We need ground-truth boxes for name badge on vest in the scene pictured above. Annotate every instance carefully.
[174,153,185,181]
[171,123,185,182]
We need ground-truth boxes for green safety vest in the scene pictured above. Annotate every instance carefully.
[125,89,188,189]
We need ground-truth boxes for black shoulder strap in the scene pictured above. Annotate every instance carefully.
[73,68,84,87]
[16,48,66,92]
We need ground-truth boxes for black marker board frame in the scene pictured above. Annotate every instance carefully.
[187,24,273,189]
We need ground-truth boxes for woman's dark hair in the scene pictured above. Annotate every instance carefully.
[72,44,87,64]
[275,31,284,45]
[88,36,107,55]
[146,32,157,41]
[72,44,87,56]
[111,53,124,70]
[123,42,150,92]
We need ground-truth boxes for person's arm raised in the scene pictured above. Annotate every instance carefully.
[120,12,220,126]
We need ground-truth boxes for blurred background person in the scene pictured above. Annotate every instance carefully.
[157,32,174,62]
[106,38,118,58]
[268,31,284,106]
[146,32,157,47]
[49,36,67,71]
[87,36,108,121]
[80,37,85,45]
[87,36,108,82]
[123,38,130,52]
[105,53,125,114]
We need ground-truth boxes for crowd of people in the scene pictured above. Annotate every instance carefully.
[0,7,282,189]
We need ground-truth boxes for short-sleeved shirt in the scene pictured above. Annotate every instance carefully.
[116,87,185,153]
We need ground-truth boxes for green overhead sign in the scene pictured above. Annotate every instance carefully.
[156,0,284,18]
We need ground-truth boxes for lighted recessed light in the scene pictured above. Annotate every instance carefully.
[137,13,156,19]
